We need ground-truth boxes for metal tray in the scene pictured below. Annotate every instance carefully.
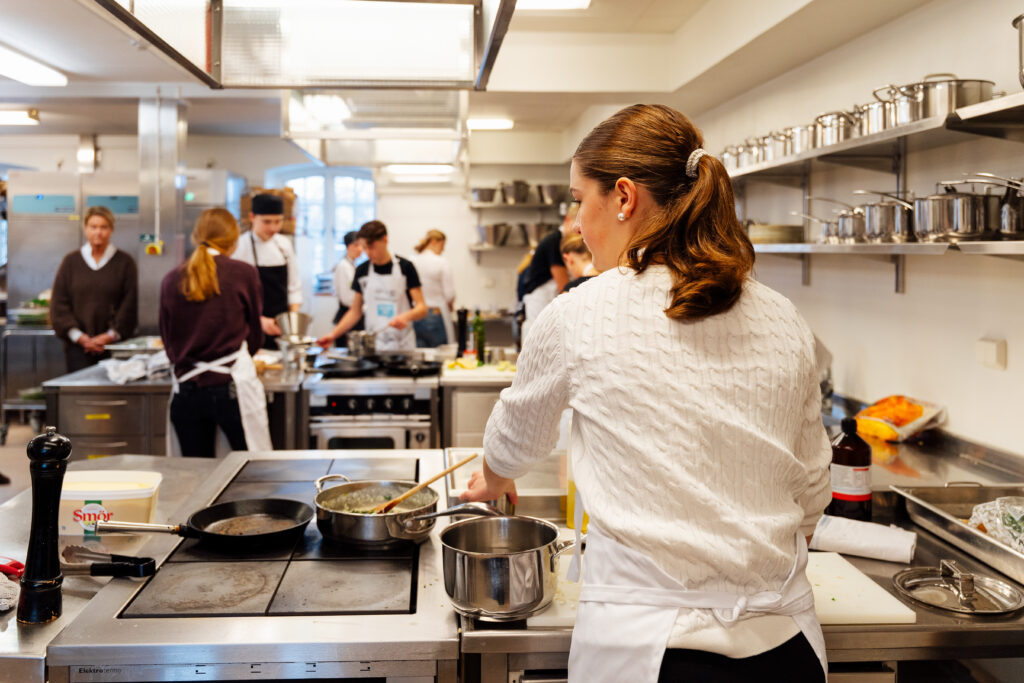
[891,483,1024,585]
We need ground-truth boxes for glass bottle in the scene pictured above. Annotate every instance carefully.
[471,309,486,366]
[825,417,872,522]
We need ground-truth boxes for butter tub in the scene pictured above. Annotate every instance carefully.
[59,470,163,535]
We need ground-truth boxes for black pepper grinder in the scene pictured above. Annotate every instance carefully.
[17,427,73,624]
[456,308,469,356]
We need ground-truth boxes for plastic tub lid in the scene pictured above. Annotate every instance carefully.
[61,470,163,500]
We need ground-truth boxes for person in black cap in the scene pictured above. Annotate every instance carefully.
[232,193,302,348]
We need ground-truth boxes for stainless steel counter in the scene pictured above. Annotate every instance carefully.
[44,450,459,683]
[0,456,218,683]
[42,364,306,394]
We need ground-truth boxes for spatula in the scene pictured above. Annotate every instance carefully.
[371,452,479,514]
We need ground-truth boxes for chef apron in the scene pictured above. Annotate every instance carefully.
[252,232,290,350]
[565,482,827,683]
[363,256,416,352]
[521,278,558,340]
[165,343,273,457]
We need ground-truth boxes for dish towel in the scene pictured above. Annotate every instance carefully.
[809,515,916,564]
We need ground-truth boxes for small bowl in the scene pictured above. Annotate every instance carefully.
[471,188,497,203]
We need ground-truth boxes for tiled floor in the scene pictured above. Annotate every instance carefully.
[0,423,37,505]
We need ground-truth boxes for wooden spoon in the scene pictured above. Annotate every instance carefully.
[371,452,479,514]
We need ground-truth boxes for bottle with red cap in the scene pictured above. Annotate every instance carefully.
[825,417,872,522]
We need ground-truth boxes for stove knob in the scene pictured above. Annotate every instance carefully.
[365,397,377,412]
[383,397,394,412]
[346,398,358,412]
[414,432,426,444]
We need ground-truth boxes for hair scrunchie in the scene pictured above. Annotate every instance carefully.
[686,148,708,178]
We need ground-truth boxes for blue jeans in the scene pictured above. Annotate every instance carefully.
[414,312,448,347]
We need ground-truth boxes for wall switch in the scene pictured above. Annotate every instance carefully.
[975,338,1007,370]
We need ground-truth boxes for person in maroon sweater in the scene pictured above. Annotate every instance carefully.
[159,208,263,458]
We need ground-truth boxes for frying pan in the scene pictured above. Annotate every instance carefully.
[315,357,379,378]
[383,359,442,377]
[95,498,314,551]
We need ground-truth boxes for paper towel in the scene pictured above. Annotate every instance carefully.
[809,515,916,564]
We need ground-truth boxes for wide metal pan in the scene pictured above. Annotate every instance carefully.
[95,498,314,551]
[314,474,439,544]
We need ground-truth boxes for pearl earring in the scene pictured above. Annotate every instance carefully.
[617,212,626,222]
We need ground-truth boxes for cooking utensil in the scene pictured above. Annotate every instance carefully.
[872,84,923,126]
[784,124,816,155]
[0,556,24,579]
[737,140,760,167]
[1015,15,1024,89]
[381,359,442,377]
[791,211,836,244]
[537,184,567,205]
[912,74,994,118]
[853,190,915,243]
[313,474,439,544]
[808,197,866,243]
[471,187,497,203]
[854,100,891,136]
[721,146,739,170]
[275,311,312,339]
[969,173,1024,238]
[314,356,379,378]
[815,111,857,147]
[60,547,156,578]
[347,330,377,358]
[372,452,478,514]
[95,498,314,551]
[914,182,987,242]
[477,223,513,246]
[428,511,577,621]
[500,180,531,205]
[893,559,1024,615]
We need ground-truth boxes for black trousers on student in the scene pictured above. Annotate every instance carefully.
[658,633,824,683]
[170,381,248,459]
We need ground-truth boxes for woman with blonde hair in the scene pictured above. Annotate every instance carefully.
[159,208,268,458]
[51,205,138,372]
[559,232,598,292]
[462,104,830,682]
[411,228,455,346]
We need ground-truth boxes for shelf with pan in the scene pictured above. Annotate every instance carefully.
[469,202,563,211]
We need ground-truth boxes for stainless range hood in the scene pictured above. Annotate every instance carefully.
[91,0,516,90]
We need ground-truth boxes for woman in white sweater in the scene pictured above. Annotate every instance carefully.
[461,104,831,683]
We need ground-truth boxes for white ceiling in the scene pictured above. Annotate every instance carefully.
[0,0,934,147]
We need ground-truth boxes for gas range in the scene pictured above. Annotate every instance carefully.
[46,451,458,683]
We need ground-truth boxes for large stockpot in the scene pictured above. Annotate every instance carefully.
[913,183,987,242]
[313,474,439,544]
[908,74,994,118]
[853,190,915,243]
[872,85,922,126]
[422,506,576,621]
[720,146,739,171]
[738,139,760,167]
[854,100,891,136]
[808,197,866,243]
[965,173,1024,238]
[1015,15,1024,89]
[783,124,816,155]
[815,111,857,147]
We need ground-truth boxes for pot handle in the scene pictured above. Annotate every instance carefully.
[807,196,857,211]
[853,190,915,210]
[550,537,587,573]
[95,520,184,536]
[972,172,1024,189]
[315,473,351,493]
[923,73,958,82]
[790,211,828,224]
[872,84,898,102]
[410,502,503,522]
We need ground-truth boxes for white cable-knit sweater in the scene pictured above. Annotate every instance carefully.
[484,265,832,657]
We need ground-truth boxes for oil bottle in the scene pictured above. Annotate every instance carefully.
[825,417,872,522]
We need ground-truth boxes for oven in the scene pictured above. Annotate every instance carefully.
[310,418,431,449]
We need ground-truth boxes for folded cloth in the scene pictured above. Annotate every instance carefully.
[0,576,18,612]
[98,356,147,385]
[809,514,916,564]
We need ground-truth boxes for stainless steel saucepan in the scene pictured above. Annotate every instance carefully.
[962,173,1024,238]
[853,190,915,243]
[808,197,866,243]
[914,181,987,242]
[313,474,439,544]
[791,211,836,244]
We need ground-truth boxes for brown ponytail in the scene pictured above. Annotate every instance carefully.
[573,104,754,322]
[180,208,240,302]
[414,228,446,253]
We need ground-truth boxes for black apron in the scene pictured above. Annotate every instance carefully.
[252,233,290,350]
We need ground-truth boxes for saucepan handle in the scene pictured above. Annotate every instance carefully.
[314,473,351,493]
[95,520,183,535]
[410,502,503,522]
[550,537,587,573]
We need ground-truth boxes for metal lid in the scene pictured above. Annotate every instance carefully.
[893,560,1024,615]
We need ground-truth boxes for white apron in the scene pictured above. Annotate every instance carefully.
[520,278,558,341]
[565,488,827,683]
[165,343,273,456]
[364,256,416,352]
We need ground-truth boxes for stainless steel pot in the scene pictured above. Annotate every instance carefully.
[808,197,865,243]
[313,474,439,544]
[815,111,857,147]
[965,173,1024,238]
[422,506,576,621]
[720,146,739,171]
[755,134,775,163]
[791,211,836,244]
[853,190,915,243]
[783,124,816,155]
[914,182,987,242]
[910,74,994,118]
[872,85,922,126]
[346,330,377,358]
[1015,15,1024,89]
[854,100,891,136]
[738,139,760,167]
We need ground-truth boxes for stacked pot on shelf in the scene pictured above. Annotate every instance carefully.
[721,74,995,172]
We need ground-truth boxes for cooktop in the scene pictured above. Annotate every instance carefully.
[120,457,421,619]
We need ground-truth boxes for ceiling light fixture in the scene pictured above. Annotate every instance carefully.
[384,164,455,175]
[0,109,40,126]
[467,118,514,130]
[516,0,592,10]
[0,45,68,86]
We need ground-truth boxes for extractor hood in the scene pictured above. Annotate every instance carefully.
[91,0,516,90]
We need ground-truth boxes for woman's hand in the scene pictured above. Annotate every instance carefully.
[388,315,408,330]
[78,334,104,355]
[460,462,519,505]
[315,335,335,349]
[261,316,283,337]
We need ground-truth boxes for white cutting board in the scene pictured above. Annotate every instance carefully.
[528,549,916,628]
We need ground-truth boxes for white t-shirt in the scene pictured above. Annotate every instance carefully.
[484,266,831,657]
[410,250,454,309]
[333,256,357,307]
[232,232,302,308]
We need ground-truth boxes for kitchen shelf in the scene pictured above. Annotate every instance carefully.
[469,202,561,210]
[947,91,1024,143]
[951,240,1024,260]
[468,242,530,263]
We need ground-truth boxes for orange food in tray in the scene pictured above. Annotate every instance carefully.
[855,395,945,442]
[858,395,923,427]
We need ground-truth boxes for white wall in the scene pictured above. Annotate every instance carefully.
[694,0,1024,456]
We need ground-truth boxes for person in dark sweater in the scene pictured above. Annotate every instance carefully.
[50,206,139,372]
[159,208,264,458]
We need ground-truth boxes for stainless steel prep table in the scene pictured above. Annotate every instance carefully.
[44,449,459,683]
[43,365,309,453]
[456,437,1024,682]
[0,455,219,683]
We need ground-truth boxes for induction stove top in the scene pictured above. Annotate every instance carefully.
[120,457,421,619]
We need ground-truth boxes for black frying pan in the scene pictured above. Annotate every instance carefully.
[316,357,379,378]
[95,498,314,551]
[384,360,442,377]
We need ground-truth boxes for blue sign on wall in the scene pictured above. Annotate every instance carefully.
[86,195,139,214]
[12,194,76,214]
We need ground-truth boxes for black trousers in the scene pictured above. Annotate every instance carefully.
[64,344,109,373]
[170,381,248,458]
[658,633,824,683]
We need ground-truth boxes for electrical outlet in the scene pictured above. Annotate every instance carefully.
[975,338,1007,370]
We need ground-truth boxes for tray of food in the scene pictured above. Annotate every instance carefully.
[891,483,1024,585]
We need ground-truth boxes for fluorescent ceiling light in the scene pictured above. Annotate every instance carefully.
[0,110,40,126]
[516,0,591,9]
[0,45,67,86]
[385,164,455,175]
[391,174,456,184]
[467,118,514,130]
